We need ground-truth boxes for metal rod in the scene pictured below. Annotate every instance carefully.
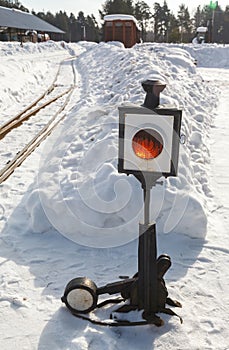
[143,188,150,225]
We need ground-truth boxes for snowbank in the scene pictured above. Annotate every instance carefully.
[0,40,64,57]
[173,43,229,68]
[137,43,229,68]
[0,41,228,349]
[0,41,85,117]
[24,41,218,247]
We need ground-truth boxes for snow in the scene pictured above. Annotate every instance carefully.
[183,44,229,68]
[196,27,208,33]
[0,40,229,349]
[104,14,138,22]
[104,14,141,30]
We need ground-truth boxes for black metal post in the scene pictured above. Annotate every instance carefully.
[138,184,158,316]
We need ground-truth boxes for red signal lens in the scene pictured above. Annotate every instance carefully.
[132,129,163,160]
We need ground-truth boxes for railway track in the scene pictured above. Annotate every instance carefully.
[0,56,78,184]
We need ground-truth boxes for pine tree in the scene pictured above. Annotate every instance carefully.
[177,4,193,42]
[193,6,203,28]
[212,3,224,42]
[100,0,134,19]
[134,1,152,41]
[222,6,229,43]
[68,13,77,42]
[55,11,69,41]
[86,15,100,42]
[153,1,170,42]
[76,11,86,41]
[0,0,28,11]
[167,13,179,43]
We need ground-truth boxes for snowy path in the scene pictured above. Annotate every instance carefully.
[195,68,229,348]
[207,69,229,222]
[199,68,229,235]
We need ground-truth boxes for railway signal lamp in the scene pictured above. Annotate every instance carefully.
[118,80,182,185]
[62,80,183,326]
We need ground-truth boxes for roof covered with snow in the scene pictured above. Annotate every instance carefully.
[0,6,64,33]
[197,26,208,33]
[104,14,141,30]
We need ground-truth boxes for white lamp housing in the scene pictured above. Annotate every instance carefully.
[118,105,182,179]
[123,113,174,173]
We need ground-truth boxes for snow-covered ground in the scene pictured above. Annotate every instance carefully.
[0,41,228,349]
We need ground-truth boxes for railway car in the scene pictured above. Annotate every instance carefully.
[104,14,141,48]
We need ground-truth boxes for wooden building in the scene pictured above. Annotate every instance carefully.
[104,14,141,48]
[0,6,64,42]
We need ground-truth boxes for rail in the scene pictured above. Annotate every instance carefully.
[0,57,77,184]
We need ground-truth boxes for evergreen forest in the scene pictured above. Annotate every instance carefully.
[0,0,229,43]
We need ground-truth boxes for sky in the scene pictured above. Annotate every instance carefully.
[21,0,229,21]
